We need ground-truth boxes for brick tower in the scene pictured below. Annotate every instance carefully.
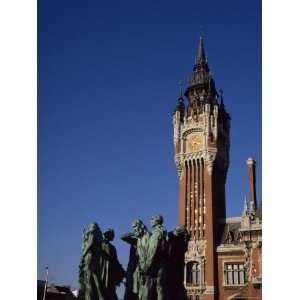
[173,37,231,300]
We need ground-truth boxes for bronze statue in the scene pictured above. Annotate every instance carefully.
[167,225,189,300]
[79,217,189,300]
[132,218,152,300]
[123,216,189,300]
[79,228,88,299]
[100,228,125,300]
[120,231,139,300]
[145,214,168,300]
[79,222,105,300]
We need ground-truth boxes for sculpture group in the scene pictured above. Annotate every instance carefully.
[78,215,189,300]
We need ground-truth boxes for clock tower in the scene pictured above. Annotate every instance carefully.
[173,37,230,300]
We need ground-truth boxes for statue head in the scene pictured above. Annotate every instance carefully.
[87,222,99,231]
[103,228,115,241]
[150,214,163,228]
[85,222,102,241]
[132,218,147,238]
[173,224,187,235]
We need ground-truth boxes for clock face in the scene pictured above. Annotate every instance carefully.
[187,133,203,152]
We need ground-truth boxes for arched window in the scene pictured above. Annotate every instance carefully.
[186,261,201,286]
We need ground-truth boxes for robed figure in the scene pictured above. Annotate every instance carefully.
[120,231,139,300]
[167,225,189,300]
[79,223,105,300]
[131,218,151,300]
[143,215,169,300]
[100,228,125,300]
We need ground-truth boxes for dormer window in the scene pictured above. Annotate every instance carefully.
[225,231,234,244]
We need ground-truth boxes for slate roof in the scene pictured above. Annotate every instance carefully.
[219,200,262,245]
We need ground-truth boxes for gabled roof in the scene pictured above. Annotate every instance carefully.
[220,218,241,244]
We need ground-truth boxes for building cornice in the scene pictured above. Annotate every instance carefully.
[217,244,245,254]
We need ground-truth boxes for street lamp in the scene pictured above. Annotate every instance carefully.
[42,267,48,300]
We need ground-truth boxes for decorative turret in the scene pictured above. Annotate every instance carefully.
[218,89,231,129]
[173,82,185,120]
[242,196,249,217]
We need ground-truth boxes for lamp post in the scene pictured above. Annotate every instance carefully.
[42,267,48,300]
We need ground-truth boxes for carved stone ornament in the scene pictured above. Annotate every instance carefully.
[201,152,215,175]
[182,120,205,134]
[182,151,204,161]
[173,127,180,146]
[175,160,183,178]
[207,161,213,175]
[182,127,204,140]
[185,240,206,262]
[244,245,251,281]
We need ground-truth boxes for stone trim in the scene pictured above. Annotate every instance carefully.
[204,285,216,294]
[224,217,242,223]
[217,245,245,254]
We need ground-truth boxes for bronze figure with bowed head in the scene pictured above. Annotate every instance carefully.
[79,222,105,300]
[167,225,189,300]
[100,228,125,300]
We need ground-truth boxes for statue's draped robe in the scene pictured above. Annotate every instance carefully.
[167,231,189,300]
[121,233,139,300]
[100,241,125,300]
[144,225,168,300]
[82,231,105,300]
[136,232,151,300]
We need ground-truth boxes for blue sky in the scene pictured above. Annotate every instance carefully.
[38,0,261,291]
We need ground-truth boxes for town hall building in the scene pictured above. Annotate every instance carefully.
[173,38,262,300]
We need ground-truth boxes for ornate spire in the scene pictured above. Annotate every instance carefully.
[197,36,207,63]
[218,89,231,121]
[242,196,249,217]
[185,37,217,104]
[193,36,209,73]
